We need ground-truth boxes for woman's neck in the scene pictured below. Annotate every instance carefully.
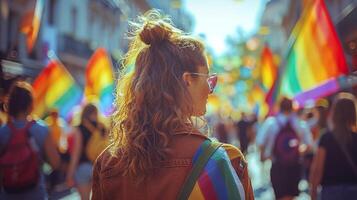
[12,113,28,121]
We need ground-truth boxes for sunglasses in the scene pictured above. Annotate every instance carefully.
[189,73,218,93]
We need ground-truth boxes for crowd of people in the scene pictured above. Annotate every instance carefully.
[0,10,357,200]
[0,81,108,200]
[211,95,357,200]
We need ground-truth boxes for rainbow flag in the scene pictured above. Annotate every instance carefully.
[32,60,82,120]
[249,84,268,118]
[259,45,277,92]
[265,79,279,116]
[20,0,44,53]
[85,48,115,116]
[268,0,348,106]
[188,142,244,200]
[294,78,340,106]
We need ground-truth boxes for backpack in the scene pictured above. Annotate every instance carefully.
[273,119,300,166]
[83,120,108,162]
[0,120,40,193]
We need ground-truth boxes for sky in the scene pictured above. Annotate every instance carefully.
[183,0,267,55]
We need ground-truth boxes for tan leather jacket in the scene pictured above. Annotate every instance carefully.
[92,132,254,200]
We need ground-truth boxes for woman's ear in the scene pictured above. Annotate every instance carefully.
[182,72,192,86]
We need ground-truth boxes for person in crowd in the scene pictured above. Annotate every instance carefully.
[236,112,250,155]
[0,77,20,126]
[66,103,106,200]
[309,93,357,200]
[299,99,330,181]
[45,109,71,193]
[0,89,6,126]
[258,97,313,200]
[215,120,229,143]
[0,65,5,126]
[45,108,64,149]
[309,99,329,143]
[236,112,257,155]
[92,10,254,200]
[0,81,60,199]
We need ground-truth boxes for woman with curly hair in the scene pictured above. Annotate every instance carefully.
[92,10,254,200]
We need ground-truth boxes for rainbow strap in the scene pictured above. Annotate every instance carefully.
[188,141,245,200]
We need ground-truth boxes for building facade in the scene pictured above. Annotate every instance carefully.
[0,0,193,87]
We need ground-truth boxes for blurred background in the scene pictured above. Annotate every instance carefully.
[0,0,357,199]
[1,0,356,118]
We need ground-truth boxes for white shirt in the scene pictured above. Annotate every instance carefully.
[257,113,313,159]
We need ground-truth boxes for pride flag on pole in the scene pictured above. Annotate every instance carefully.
[19,0,44,53]
[268,0,348,107]
[85,48,115,116]
[32,60,82,120]
[249,83,268,118]
[259,45,277,92]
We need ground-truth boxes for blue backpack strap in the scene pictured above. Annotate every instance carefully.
[275,115,294,131]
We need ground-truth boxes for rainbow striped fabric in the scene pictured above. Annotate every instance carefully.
[32,60,82,120]
[188,142,245,200]
[269,0,348,106]
[20,0,44,52]
[85,48,115,116]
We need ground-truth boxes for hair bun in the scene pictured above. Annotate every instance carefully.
[139,21,173,46]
